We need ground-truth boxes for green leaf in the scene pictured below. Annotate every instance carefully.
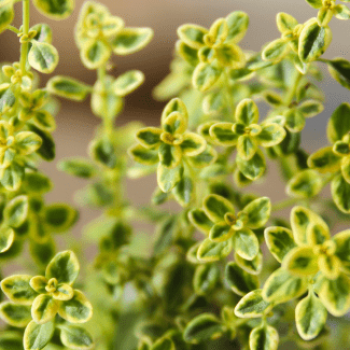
[334,4,350,20]
[161,98,188,125]
[28,41,59,74]
[176,41,199,66]
[183,313,224,343]
[192,63,222,92]
[172,175,194,207]
[276,12,298,33]
[157,164,182,193]
[235,251,263,275]
[112,28,154,55]
[129,144,159,165]
[23,320,55,350]
[33,0,74,19]
[298,19,332,63]
[57,290,93,323]
[305,0,322,8]
[287,169,323,198]
[284,108,305,133]
[4,195,29,228]
[236,149,266,181]
[225,262,259,296]
[327,103,350,143]
[298,100,324,118]
[235,98,259,125]
[180,132,206,156]
[89,137,116,168]
[30,110,56,132]
[237,135,258,160]
[331,173,350,213]
[318,274,350,316]
[203,194,235,223]
[187,144,217,168]
[31,294,58,324]
[81,39,111,69]
[209,222,234,242]
[283,246,319,277]
[308,146,341,173]
[45,250,80,284]
[0,302,31,328]
[197,238,232,262]
[159,143,182,169]
[23,126,52,163]
[225,11,249,44]
[265,226,296,263]
[0,226,14,253]
[242,197,271,229]
[177,24,207,49]
[0,84,15,113]
[0,5,14,34]
[15,132,42,155]
[193,264,220,295]
[0,163,24,192]
[58,157,97,179]
[262,39,289,62]
[235,289,270,318]
[296,293,327,341]
[326,58,350,90]
[334,229,350,266]
[188,208,213,235]
[291,206,329,245]
[60,325,94,350]
[113,70,144,96]
[1,275,37,305]
[257,123,286,147]
[47,76,90,101]
[233,228,259,260]
[249,325,279,350]
[151,337,175,350]
[209,122,238,146]
[44,203,78,232]
[162,111,187,135]
[31,23,52,43]
[262,267,307,303]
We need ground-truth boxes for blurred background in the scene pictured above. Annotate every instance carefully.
[0,0,349,236]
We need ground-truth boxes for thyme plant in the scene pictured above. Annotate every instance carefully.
[0,0,350,350]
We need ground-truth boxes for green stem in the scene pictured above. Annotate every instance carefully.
[7,25,20,34]
[20,0,30,73]
[284,71,302,107]
[272,197,299,212]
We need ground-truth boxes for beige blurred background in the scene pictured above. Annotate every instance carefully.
[0,0,349,237]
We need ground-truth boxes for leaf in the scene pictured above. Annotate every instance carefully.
[298,100,324,118]
[276,12,298,32]
[43,203,78,232]
[15,132,42,155]
[30,110,56,132]
[233,228,259,261]
[327,103,350,143]
[112,28,154,55]
[256,123,286,147]
[4,195,28,228]
[172,176,194,207]
[237,135,258,160]
[298,19,332,63]
[60,325,94,350]
[0,226,14,253]
[209,222,234,242]
[262,39,289,62]
[262,267,308,303]
[33,0,74,19]
[0,275,37,305]
[157,164,182,193]
[284,108,305,133]
[58,157,97,179]
[31,23,52,43]
[283,246,319,277]
[225,262,259,296]
[0,84,15,113]
[0,4,14,34]
[326,58,350,90]
[47,76,90,101]
[0,163,24,192]
[193,264,220,295]
[192,63,222,92]
[318,273,350,316]
[45,250,80,284]
[0,302,31,328]
[203,194,235,223]
[129,144,159,166]
[188,208,213,235]
[197,238,232,262]
[0,331,23,350]
[264,226,296,263]
[81,39,111,69]
[89,137,116,168]
[209,122,238,146]
[242,197,271,229]
[161,98,188,124]
[225,11,249,44]
[235,251,263,275]
[177,24,207,49]
[235,289,270,318]
[57,290,93,323]
[31,294,58,324]
[180,132,206,156]
[151,337,175,350]
[23,320,55,350]
[236,149,266,181]
[176,41,199,66]
[287,169,323,198]
[28,41,59,74]
[183,313,224,343]
[249,325,279,350]
[308,146,341,173]
[235,98,259,125]
[113,70,144,96]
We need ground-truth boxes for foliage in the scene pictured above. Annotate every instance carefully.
[1,0,350,350]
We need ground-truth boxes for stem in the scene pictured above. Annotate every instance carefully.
[20,0,30,73]
[284,71,302,107]
[7,25,20,34]
[272,197,299,212]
